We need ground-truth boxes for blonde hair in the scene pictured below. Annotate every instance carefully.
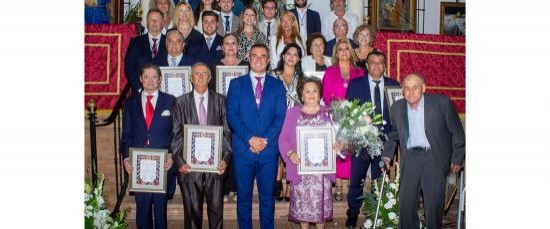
[275,12,305,49]
[172,2,196,28]
[331,38,358,68]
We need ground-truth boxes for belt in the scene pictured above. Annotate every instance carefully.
[410,146,430,151]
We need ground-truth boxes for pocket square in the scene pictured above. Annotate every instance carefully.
[216,45,223,51]
[161,110,171,116]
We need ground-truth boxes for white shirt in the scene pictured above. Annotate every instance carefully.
[301,55,332,72]
[406,95,431,149]
[368,75,385,115]
[269,37,305,70]
[141,90,159,117]
[167,53,183,66]
[296,8,308,41]
[321,10,360,41]
[193,90,209,117]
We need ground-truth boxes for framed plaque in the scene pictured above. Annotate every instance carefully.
[128,147,168,193]
[183,125,223,173]
[296,126,336,175]
[369,0,417,32]
[304,71,325,81]
[384,86,403,111]
[216,66,248,96]
[159,66,192,98]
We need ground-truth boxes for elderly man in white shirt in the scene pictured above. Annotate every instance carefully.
[321,0,360,41]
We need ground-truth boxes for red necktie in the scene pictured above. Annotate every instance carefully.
[152,38,158,58]
[145,95,154,131]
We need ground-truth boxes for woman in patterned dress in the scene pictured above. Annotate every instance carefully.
[271,43,305,201]
[321,38,364,201]
[233,6,268,61]
[278,77,340,228]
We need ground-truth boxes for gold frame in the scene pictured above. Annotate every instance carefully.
[439,2,465,36]
[369,0,417,32]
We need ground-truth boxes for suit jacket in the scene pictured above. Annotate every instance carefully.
[120,91,176,160]
[217,13,241,35]
[153,54,198,67]
[226,74,287,161]
[185,34,224,66]
[289,8,322,36]
[258,19,278,39]
[171,90,232,183]
[382,93,465,176]
[124,34,168,93]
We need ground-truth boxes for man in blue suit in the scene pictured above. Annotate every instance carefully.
[226,44,287,229]
[121,63,176,229]
[289,0,321,43]
[185,11,224,91]
[344,51,400,228]
[125,9,168,94]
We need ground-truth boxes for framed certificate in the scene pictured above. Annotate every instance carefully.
[159,66,192,98]
[128,147,168,193]
[216,66,248,96]
[304,71,325,81]
[384,86,403,110]
[296,126,336,175]
[183,125,223,173]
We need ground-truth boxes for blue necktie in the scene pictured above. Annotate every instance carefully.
[224,16,230,34]
[373,80,382,115]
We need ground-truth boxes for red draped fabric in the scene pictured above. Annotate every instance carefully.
[374,32,465,114]
[85,24,136,117]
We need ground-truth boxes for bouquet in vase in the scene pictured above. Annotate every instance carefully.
[85,173,128,229]
[330,99,385,158]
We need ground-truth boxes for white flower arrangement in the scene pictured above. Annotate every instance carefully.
[85,173,128,229]
[330,99,385,158]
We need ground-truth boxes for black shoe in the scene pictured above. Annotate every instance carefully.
[345,215,357,228]
[275,180,283,201]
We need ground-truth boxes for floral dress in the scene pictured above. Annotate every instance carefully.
[234,30,268,61]
[273,70,301,109]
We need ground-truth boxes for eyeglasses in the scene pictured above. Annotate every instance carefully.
[333,24,347,30]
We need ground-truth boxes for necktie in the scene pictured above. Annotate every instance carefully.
[373,80,382,115]
[255,76,263,108]
[266,22,272,44]
[199,96,207,125]
[206,37,213,49]
[171,57,178,67]
[152,38,158,58]
[146,95,154,131]
[224,16,230,34]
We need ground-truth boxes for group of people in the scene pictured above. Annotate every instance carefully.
[120,0,466,229]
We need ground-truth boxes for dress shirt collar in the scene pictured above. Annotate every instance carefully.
[167,53,184,66]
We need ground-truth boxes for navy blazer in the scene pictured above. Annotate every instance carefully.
[226,74,287,161]
[153,54,198,67]
[124,34,168,93]
[120,91,176,160]
[346,75,400,135]
[185,34,224,66]
[324,38,358,57]
[289,8,322,36]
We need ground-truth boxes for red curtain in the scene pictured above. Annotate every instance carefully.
[85,24,136,116]
[374,32,465,114]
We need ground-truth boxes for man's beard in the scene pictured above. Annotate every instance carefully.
[295,1,307,8]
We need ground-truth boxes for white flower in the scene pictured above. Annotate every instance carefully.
[388,212,397,220]
[376,219,383,226]
[386,192,394,199]
[386,227,393,229]
[384,198,397,209]
[364,219,373,228]
[389,183,397,190]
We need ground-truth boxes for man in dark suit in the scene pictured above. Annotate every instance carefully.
[125,9,168,94]
[289,0,321,44]
[121,63,175,229]
[152,29,196,200]
[171,63,232,229]
[185,11,224,90]
[218,0,241,35]
[382,73,465,229]
[226,44,287,229]
[345,51,400,228]
[324,18,357,57]
[258,0,278,45]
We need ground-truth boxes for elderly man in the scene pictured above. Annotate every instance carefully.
[171,63,232,229]
[289,0,321,42]
[218,0,241,35]
[321,0,360,41]
[324,18,357,57]
[226,44,287,229]
[120,63,175,229]
[382,73,465,229]
[344,51,400,228]
[125,9,168,94]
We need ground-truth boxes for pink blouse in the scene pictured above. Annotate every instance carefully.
[322,65,365,106]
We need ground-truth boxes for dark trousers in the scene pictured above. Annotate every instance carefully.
[223,159,237,194]
[180,172,224,229]
[399,149,446,229]
[346,153,381,217]
[167,164,177,198]
[234,154,278,229]
[135,192,167,229]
